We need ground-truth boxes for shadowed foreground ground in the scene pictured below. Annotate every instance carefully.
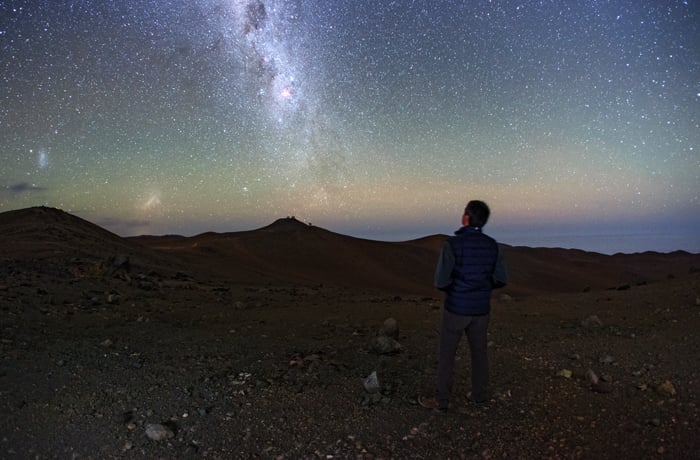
[1,207,699,458]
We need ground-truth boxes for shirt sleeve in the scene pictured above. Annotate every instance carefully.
[433,240,455,289]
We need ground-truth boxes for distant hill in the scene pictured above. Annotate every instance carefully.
[130,216,441,294]
[1,207,698,297]
[0,206,183,273]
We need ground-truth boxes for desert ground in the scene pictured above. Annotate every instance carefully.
[1,206,699,459]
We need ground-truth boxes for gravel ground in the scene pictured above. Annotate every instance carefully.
[1,255,699,459]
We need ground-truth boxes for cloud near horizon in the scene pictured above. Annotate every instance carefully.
[4,182,47,194]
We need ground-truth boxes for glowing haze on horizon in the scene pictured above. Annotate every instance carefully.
[1,1,698,253]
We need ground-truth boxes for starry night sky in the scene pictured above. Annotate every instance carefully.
[1,0,698,253]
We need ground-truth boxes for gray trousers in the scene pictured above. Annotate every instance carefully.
[436,309,490,407]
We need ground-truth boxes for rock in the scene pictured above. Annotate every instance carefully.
[107,255,130,277]
[558,369,573,379]
[145,423,174,441]
[378,317,399,339]
[106,292,121,304]
[363,371,380,393]
[371,335,401,354]
[372,318,401,353]
[598,354,615,364]
[586,369,599,385]
[581,315,603,328]
[656,381,676,397]
[100,339,113,348]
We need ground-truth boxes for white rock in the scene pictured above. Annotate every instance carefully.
[363,371,380,393]
[145,423,174,441]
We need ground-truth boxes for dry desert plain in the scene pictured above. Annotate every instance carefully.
[1,206,699,459]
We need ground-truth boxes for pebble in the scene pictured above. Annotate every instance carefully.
[371,335,401,354]
[363,371,380,393]
[145,423,174,441]
[581,315,603,328]
[586,369,599,385]
[378,318,399,340]
[656,381,676,397]
[558,369,573,379]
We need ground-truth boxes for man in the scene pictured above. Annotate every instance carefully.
[419,200,507,413]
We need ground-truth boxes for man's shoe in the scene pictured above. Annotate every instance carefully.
[418,396,447,414]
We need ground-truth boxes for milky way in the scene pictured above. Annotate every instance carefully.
[0,1,698,252]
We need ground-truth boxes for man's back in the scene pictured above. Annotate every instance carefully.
[444,226,499,316]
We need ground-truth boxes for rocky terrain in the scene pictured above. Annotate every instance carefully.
[1,206,699,459]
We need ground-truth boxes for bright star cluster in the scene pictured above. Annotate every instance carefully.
[1,0,698,252]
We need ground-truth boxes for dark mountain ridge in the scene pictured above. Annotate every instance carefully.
[1,207,698,297]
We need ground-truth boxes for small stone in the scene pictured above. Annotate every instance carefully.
[656,381,676,397]
[558,369,573,379]
[107,293,120,304]
[363,371,380,393]
[586,369,599,385]
[371,335,401,354]
[378,317,399,339]
[145,423,174,441]
[100,339,113,348]
[122,440,133,451]
[581,315,602,328]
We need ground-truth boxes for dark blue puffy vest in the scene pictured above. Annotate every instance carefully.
[444,226,499,316]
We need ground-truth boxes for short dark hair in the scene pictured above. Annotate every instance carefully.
[465,200,490,227]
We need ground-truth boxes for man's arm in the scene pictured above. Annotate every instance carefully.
[434,240,455,290]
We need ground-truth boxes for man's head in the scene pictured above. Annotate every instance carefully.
[462,200,490,228]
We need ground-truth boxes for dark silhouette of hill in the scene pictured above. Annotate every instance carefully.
[1,207,698,297]
[132,217,439,294]
[0,206,184,273]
